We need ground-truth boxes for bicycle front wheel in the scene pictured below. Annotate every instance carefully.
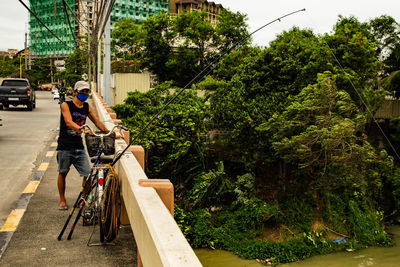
[101,172,120,242]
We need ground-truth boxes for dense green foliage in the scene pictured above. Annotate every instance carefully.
[114,14,400,264]
[55,49,88,87]
[25,58,57,87]
[0,55,19,77]
[0,55,54,87]
[112,18,145,60]
[112,10,249,87]
[113,82,208,189]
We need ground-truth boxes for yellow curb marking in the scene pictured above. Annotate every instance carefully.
[46,151,55,157]
[50,142,57,147]
[22,181,40,194]
[0,209,26,232]
[38,162,49,171]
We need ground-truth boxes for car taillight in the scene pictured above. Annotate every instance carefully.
[27,87,30,96]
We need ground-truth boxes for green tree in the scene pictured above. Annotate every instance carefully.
[368,16,400,94]
[0,55,19,77]
[112,18,145,60]
[324,15,382,108]
[113,82,208,187]
[55,49,88,87]
[26,58,53,85]
[369,15,400,63]
[111,10,249,86]
[214,9,250,51]
[141,12,175,83]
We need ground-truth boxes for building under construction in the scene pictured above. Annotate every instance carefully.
[29,0,170,58]
[112,0,169,24]
[29,0,76,57]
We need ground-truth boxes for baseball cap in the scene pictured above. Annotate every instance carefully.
[74,81,90,91]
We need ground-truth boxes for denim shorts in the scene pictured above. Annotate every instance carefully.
[57,149,91,177]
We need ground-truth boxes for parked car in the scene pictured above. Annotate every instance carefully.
[0,78,36,111]
[53,90,60,100]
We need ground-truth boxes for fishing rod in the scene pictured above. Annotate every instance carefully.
[111,8,306,167]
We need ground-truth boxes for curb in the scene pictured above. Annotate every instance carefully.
[0,141,57,259]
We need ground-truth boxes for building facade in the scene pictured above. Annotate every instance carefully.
[29,0,169,58]
[169,0,223,23]
[0,49,19,58]
[111,0,169,24]
[29,0,76,57]
[77,0,96,38]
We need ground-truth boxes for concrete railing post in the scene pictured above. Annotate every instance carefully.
[139,179,174,216]
[120,146,145,225]
[138,179,174,267]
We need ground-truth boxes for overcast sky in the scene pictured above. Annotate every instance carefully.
[0,0,399,51]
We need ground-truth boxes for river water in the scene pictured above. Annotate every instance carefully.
[196,226,400,267]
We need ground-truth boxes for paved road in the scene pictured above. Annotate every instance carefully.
[0,90,60,227]
[0,92,137,265]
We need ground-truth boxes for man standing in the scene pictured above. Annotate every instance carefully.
[56,81,108,210]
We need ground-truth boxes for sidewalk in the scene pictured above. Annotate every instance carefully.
[0,140,137,266]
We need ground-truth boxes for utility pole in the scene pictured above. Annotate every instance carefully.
[92,53,96,92]
[95,0,100,94]
[97,40,101,95]
[88,33,91,86]
[19,55,22,78]
[103,15,111,105]
[87,0,92,87]
[24,32,28,70]
[50,59,54,85]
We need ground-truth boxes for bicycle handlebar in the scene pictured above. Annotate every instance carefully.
[79,124,128,137]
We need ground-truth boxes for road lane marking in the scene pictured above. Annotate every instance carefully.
[50,142,57,147]
[22,181,40,194]
[38,162,49,171]
[46,151,55,157]
[0,209,26,232]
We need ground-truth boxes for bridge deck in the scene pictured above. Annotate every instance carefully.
[0,147,137,266]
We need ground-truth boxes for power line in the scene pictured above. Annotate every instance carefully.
[62,0,77,46]
[93,0,109,42]
[90,0,116,53]
[18,0,73,49]
[97,0,117,41]
[65,0,91,33]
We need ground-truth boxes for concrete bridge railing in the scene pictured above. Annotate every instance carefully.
[91,91,202,267]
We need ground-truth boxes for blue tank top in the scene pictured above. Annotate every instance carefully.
[57,101,89,150]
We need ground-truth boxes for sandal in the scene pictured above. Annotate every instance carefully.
[58,203,68,210]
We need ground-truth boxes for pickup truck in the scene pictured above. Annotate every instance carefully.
[0,78,36,111]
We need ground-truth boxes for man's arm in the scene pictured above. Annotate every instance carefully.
[61,102,83,133]
[88,104,109,132]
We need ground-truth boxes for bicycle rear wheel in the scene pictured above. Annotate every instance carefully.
[101,172,120,242]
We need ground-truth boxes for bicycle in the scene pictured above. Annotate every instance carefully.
[57,123,128,246]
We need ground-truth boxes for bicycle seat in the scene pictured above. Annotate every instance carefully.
[91,155,114,164]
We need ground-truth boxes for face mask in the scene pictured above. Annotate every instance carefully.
[77,93,89,102]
